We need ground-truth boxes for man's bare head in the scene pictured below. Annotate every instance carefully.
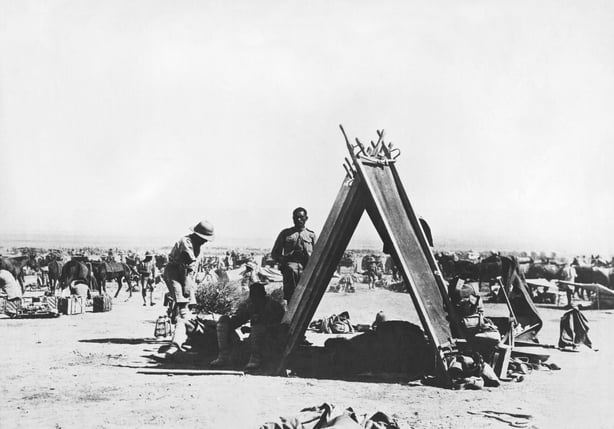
[292,207,308,229]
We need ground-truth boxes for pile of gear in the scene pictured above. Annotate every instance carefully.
[441,277,570,389]
[309,311,354,334]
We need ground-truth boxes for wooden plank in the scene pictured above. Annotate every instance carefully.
[277,175,367,374]
[556,281,614,294]
[387,157,460,329]
[347,141,457,383]
[377,133,460,335]
[137,369,244,376]
[355,160,453,347]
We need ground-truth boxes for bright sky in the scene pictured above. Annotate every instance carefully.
[1,1,613,255]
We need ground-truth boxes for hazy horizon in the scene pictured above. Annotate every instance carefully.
[0,228,606,259]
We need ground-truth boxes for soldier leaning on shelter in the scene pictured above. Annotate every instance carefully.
[271,207,317,303]
[164,220,214,353]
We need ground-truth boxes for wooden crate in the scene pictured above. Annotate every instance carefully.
[93,294,112,312]
[58,296,84,315]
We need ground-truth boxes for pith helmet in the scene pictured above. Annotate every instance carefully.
[190,220,215,241]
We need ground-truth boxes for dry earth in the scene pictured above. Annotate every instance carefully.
[1,279,614,429]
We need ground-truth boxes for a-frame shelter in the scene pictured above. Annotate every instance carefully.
[276,126,463,382]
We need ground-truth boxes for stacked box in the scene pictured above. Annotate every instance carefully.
[4,298,22,316]
[44,296,58,313]
[2,297,22,316]
[93,294,112,312]
[58,296,84,315]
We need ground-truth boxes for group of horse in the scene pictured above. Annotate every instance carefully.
[0,253,39,291]
[435,252,614,299]
[0,252,170,298]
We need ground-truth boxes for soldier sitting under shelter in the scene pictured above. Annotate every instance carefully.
[210,282,285,371]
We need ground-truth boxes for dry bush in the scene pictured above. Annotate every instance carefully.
[194,280,246,316]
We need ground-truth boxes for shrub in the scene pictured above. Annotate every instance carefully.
[194,280,246,316]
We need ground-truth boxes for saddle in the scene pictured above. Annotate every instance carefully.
[104,261,125,273]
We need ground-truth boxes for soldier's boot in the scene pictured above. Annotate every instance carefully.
[244,324,266,371]
[210,316,232,367]
[164,316,190,356]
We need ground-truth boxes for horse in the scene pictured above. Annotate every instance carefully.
[573,266,611,288]
[46,256,65,295]
[90,261,134,298]
[435,253,479,281]
[525,262,569,280]
[591,255,611,268]
[36,253,65,293]
[0,254,39,293]
[59,260,98,294]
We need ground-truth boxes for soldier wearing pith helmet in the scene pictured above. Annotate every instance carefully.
[164,220,214,354]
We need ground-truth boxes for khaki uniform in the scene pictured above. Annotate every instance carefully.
[213,295,285,369]
[271,227,317,300]
[164,236,202,304]
[138,258,156,290]
[0,269,22,300]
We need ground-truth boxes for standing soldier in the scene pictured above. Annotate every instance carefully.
[364,254,378,290]
[138,251,157,306]
[164,220,214,354]
[271,207,317,304]
[561,262,577,307]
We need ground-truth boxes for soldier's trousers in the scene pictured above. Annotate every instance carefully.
[163,263,195,305]
[280,262,303,302]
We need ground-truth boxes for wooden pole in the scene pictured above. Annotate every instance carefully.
[137,369,244,376]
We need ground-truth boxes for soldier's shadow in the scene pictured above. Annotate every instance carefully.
[139,334,252,370]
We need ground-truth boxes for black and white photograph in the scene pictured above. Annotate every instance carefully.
[1,1,613,428]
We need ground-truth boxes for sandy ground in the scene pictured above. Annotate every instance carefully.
[1,279,614,429]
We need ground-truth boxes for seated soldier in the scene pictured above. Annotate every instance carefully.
[210,282,285,371]
[449,278,500,350]
[0,269,23,316]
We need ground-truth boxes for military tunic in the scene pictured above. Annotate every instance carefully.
[271,227,317,300]
[164,236,203,304]
[139,258,157,290]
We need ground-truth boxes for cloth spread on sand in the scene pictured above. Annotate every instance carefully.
[259,403,400,429]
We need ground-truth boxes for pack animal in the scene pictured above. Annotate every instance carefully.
[525,262,569,281]
[59,260,97,293]
[573,266,612,289]
[0,254,38,293]
[47,259,64,294]
[91,261,135,297]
